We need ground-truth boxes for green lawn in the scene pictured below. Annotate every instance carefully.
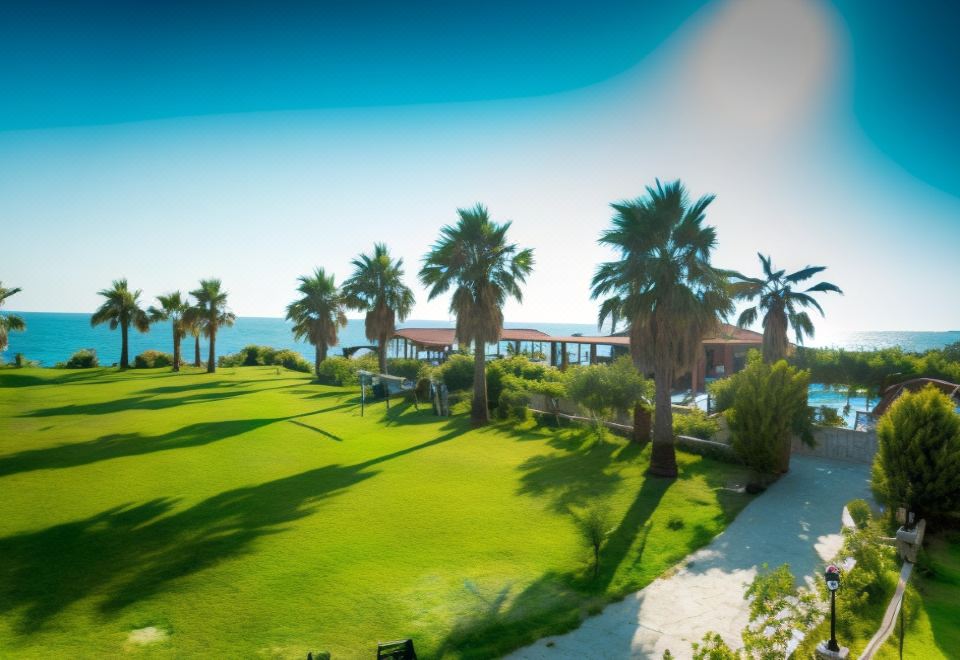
[876,532,960,660]
[0,366,752,658]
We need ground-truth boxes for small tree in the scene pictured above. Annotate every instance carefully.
[566,356,651,440]
[725,352,814,479]
[575,505,612,579]
[871,385,960,522]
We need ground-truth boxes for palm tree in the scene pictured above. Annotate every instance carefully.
[147,292,191,371]
[286,268,347,376]
[0,282,26,354]
[591,180,733,478]
[90,278,150,369]
[342,243,416,374]
[184,308,203,368]
[420,204,534,427]
[730,254,843,363]
[188,279,235,373]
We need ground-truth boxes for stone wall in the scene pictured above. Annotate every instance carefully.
[791,426,878,464]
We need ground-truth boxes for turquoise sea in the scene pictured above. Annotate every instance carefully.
[0,312,608,367]
[2,312,958,368]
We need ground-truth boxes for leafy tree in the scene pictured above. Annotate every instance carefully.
[566,356,652,438]
[0,282,25,354]
[591,180,733,476]
[730,254,842,363]
[575,505,613,579]
[286,268,347,377]
[725,352,814,477]
[342,243,415,375]
[420,204,534,426]
[147,291,191,371]
[872,385,960,522]
[90,278,150,369]
[187,279,235,374]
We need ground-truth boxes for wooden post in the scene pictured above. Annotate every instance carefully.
[561,342,568,371]
[590,344,597,365]
[550,341,557,367]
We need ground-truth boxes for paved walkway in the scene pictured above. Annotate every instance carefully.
[506,456,872,659]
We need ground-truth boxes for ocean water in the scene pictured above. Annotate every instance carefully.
[0,312,606,367]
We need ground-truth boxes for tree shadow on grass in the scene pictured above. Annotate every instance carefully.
[435,474,671,658]
[0,424,468,633]
[0,369,183,388]
[0,417,297,477]
[287,419,343,441]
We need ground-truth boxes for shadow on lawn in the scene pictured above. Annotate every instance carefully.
[0,423,467,633]
[435,473,671,658]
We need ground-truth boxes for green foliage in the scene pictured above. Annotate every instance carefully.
[315,355,378,385]
[133,350,173,369]
[790,345,960,394]
[437,353,474,392]
[575,505,612,579]
[871,385,960,521]
[672,409,720,440]
[217,345,311,373]
[707,377,736,413]
[566,356,651,420]
[814,404,846,427]
[847,498,872,530]
[832,528,898,625]
[56,349,99,369]
[725,352,813,475]
[694,564,821,659]
[386,358,424,380]
[497,387,531,421]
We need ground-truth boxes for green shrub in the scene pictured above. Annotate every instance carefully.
[814,405,846,427]
[497,387,531,421]
[707,377,736,414]
[219,345,278,367]
[566,356,651,420]
[672,409,720,440]
[871,385,960,522]
[437,353,474,392]
[386,358,424,380]
[56,349,99,369]
[847,498,872,530]
[133,350,173,369]
[317,356,360,385]
[725,352,814,476]
[830,527,898,635]
[273,349,312,373]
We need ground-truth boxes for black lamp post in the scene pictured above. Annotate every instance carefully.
[825,564,841,652]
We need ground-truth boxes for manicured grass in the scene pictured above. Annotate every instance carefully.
[0,366,752,658]
[876,532,960,660]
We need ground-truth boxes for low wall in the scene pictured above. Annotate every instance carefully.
[791,425,878,464]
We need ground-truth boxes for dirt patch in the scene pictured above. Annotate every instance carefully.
[127,626,168,645]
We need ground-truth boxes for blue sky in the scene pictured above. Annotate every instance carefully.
[2,0,959,335]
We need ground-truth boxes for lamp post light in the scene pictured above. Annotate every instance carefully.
[825,564,841,652]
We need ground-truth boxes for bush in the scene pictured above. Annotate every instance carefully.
[566,356,651,420]
[707,377,736,413]
[273,349,312,373]
[317,356,360,385]
[219,345,278,367]
[497,387,531,421]
[437,354,474,392]
[386,358,424,380]
[814,405,846,427]
[133,350,173,369]
[725,352,814,476]
[847,498,873,530]
[672,409,720,440]
[57,349,99,369]
[871,385,960,522]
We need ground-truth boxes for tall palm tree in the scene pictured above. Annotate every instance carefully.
[286,268,347,377]
[90,278,150,369]
[730,254,843,363]
[147,292,191,371]
[184,309,203,368]
[342,243,416,374]
[0,282,26,354]
[591,180,733,478]
[420,204,534,427]
[188,279,235,373]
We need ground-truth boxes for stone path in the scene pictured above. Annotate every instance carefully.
[506,456,872,659]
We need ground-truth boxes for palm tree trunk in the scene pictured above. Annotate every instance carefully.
[471,337,489,427]
[120,321,129,369]
[172,331,181,372]
[633,403,651,444]
[194,335,201,367]
[315,345,322,379]
[319,343,328,364]
[763,308,788,363]
[649,354,678,478]
[207,328,216,373]
[378,333,388,374]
